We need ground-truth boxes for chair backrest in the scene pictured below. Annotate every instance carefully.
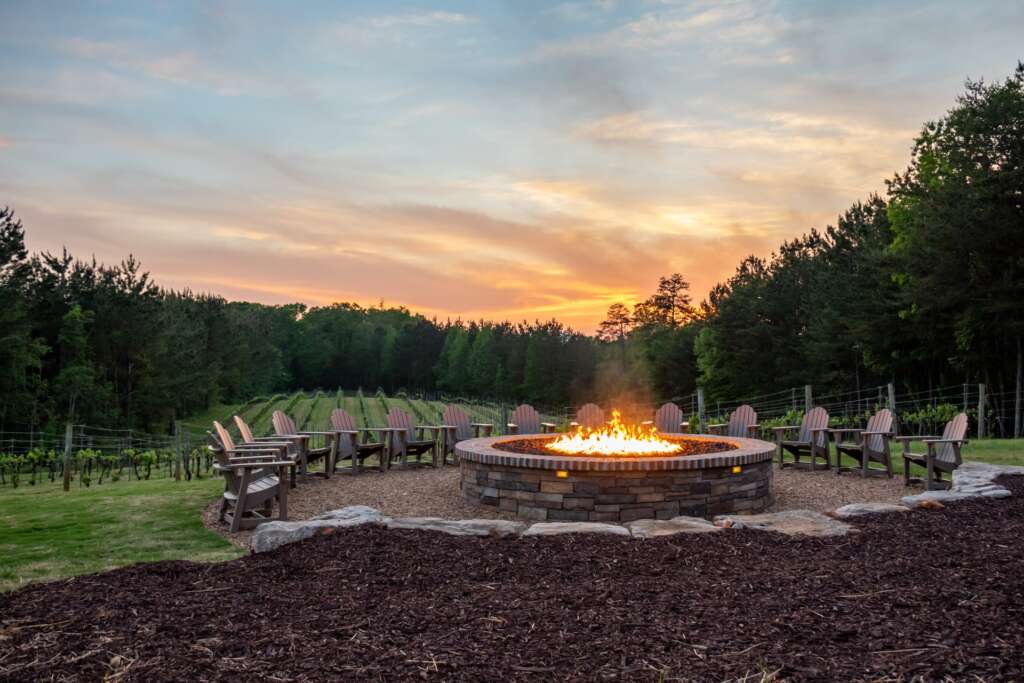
[387,407,416,439]
[272,410,297,436]
[234,416,256,443]
[798,407,830,446]
[213,420,236,452]
[654,403,684,434]
[936,412,969,463]
[864,408,894,453]
[575,403,605,430]
[510,404,542,434]
[330,408,358,431]
[443,405,473,441]
[727,404,757,438]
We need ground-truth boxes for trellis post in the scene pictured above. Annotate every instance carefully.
[696,388,706,433]
[173,421,182,482]
[887,383,898,434]
[977,384,986,439]
[61,422,73,492]
[804,385,813,412]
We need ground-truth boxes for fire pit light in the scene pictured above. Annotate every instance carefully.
[545,410,683,457]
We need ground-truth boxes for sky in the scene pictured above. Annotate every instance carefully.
[1,1,1022,332]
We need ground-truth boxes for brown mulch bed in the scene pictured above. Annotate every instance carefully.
[3,478,1022,681]
[494,436,737,457]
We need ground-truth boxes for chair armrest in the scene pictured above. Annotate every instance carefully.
[894,435,939,443]
[862,431,892,436]
[439,424,457,430]
[708,423,726,429]
[416,426,444,437]
[230,443,292,452]
[471,423,493,428]
[922,438,967,445]
[296,430,339,437]
[332,430,360,436]
[772,425,800,433]
[225,460,293,470]
[541,422,557,433]
[828,428,862,435]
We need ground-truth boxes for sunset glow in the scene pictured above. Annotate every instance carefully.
[1,1,1021,330]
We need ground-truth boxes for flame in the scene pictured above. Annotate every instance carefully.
[545,410,682,457]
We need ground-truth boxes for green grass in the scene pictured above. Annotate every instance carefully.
[0,477,243,592]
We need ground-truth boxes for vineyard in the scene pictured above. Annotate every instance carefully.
[1,383,1021,491]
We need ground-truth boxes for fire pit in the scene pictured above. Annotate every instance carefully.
[457,414,775,523]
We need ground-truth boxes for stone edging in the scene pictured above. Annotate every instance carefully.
[249,462,1024,554]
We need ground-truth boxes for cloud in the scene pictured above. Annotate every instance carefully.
[330,10,476,47]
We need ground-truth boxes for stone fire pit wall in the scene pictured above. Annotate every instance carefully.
[457,434,775,523]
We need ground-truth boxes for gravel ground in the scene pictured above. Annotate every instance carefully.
[205,463,923,547]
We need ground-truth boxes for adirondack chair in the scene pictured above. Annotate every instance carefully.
[708,405,759,438]
[387,407,442,468]
[272,410,340,478]
[654,403,687,435]
[210,421,292,532]
[571,403,605,430]
[330,408,391,474]
[829,408,895,477]
[507,404,557,435]
[233,415,301,487]
[439,405,494,464]
[773,407,831,470]
[897,412,969,490]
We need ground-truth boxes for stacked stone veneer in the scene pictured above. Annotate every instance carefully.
[457,434,775,522]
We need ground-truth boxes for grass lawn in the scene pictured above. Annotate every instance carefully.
[0,477,243,592]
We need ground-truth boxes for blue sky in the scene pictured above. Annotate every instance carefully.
[1,0,1022,330]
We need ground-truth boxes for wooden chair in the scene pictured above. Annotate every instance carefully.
[210,421,292,532]
[330,408,391,474]
[773,407,831,470]
[829,408,895,477]
[708,404,759,438]
[440,405,493,464]
[507,404,557,435]
[272,410,340,479]
[897,412,969,490]
[233,415,301,487]
[387,407,442,467]
[571,403,605,430]
[654,403,687,435]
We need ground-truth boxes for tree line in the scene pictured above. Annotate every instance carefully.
[1,63,1021,434]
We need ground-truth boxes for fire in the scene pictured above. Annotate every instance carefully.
[545,410,682,457]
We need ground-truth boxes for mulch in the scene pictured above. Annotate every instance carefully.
[495,436,737,457]
[3,478,1023,682]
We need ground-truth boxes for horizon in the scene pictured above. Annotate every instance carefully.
[2,1,1022,332]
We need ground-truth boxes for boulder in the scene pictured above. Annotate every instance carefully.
[522,522,631,537]
[313,505,388,523]
[251,515,385,554]
[714,510,855,537]
[831,502,910,519]
[385,517,526,537]
[627,517,720,538]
